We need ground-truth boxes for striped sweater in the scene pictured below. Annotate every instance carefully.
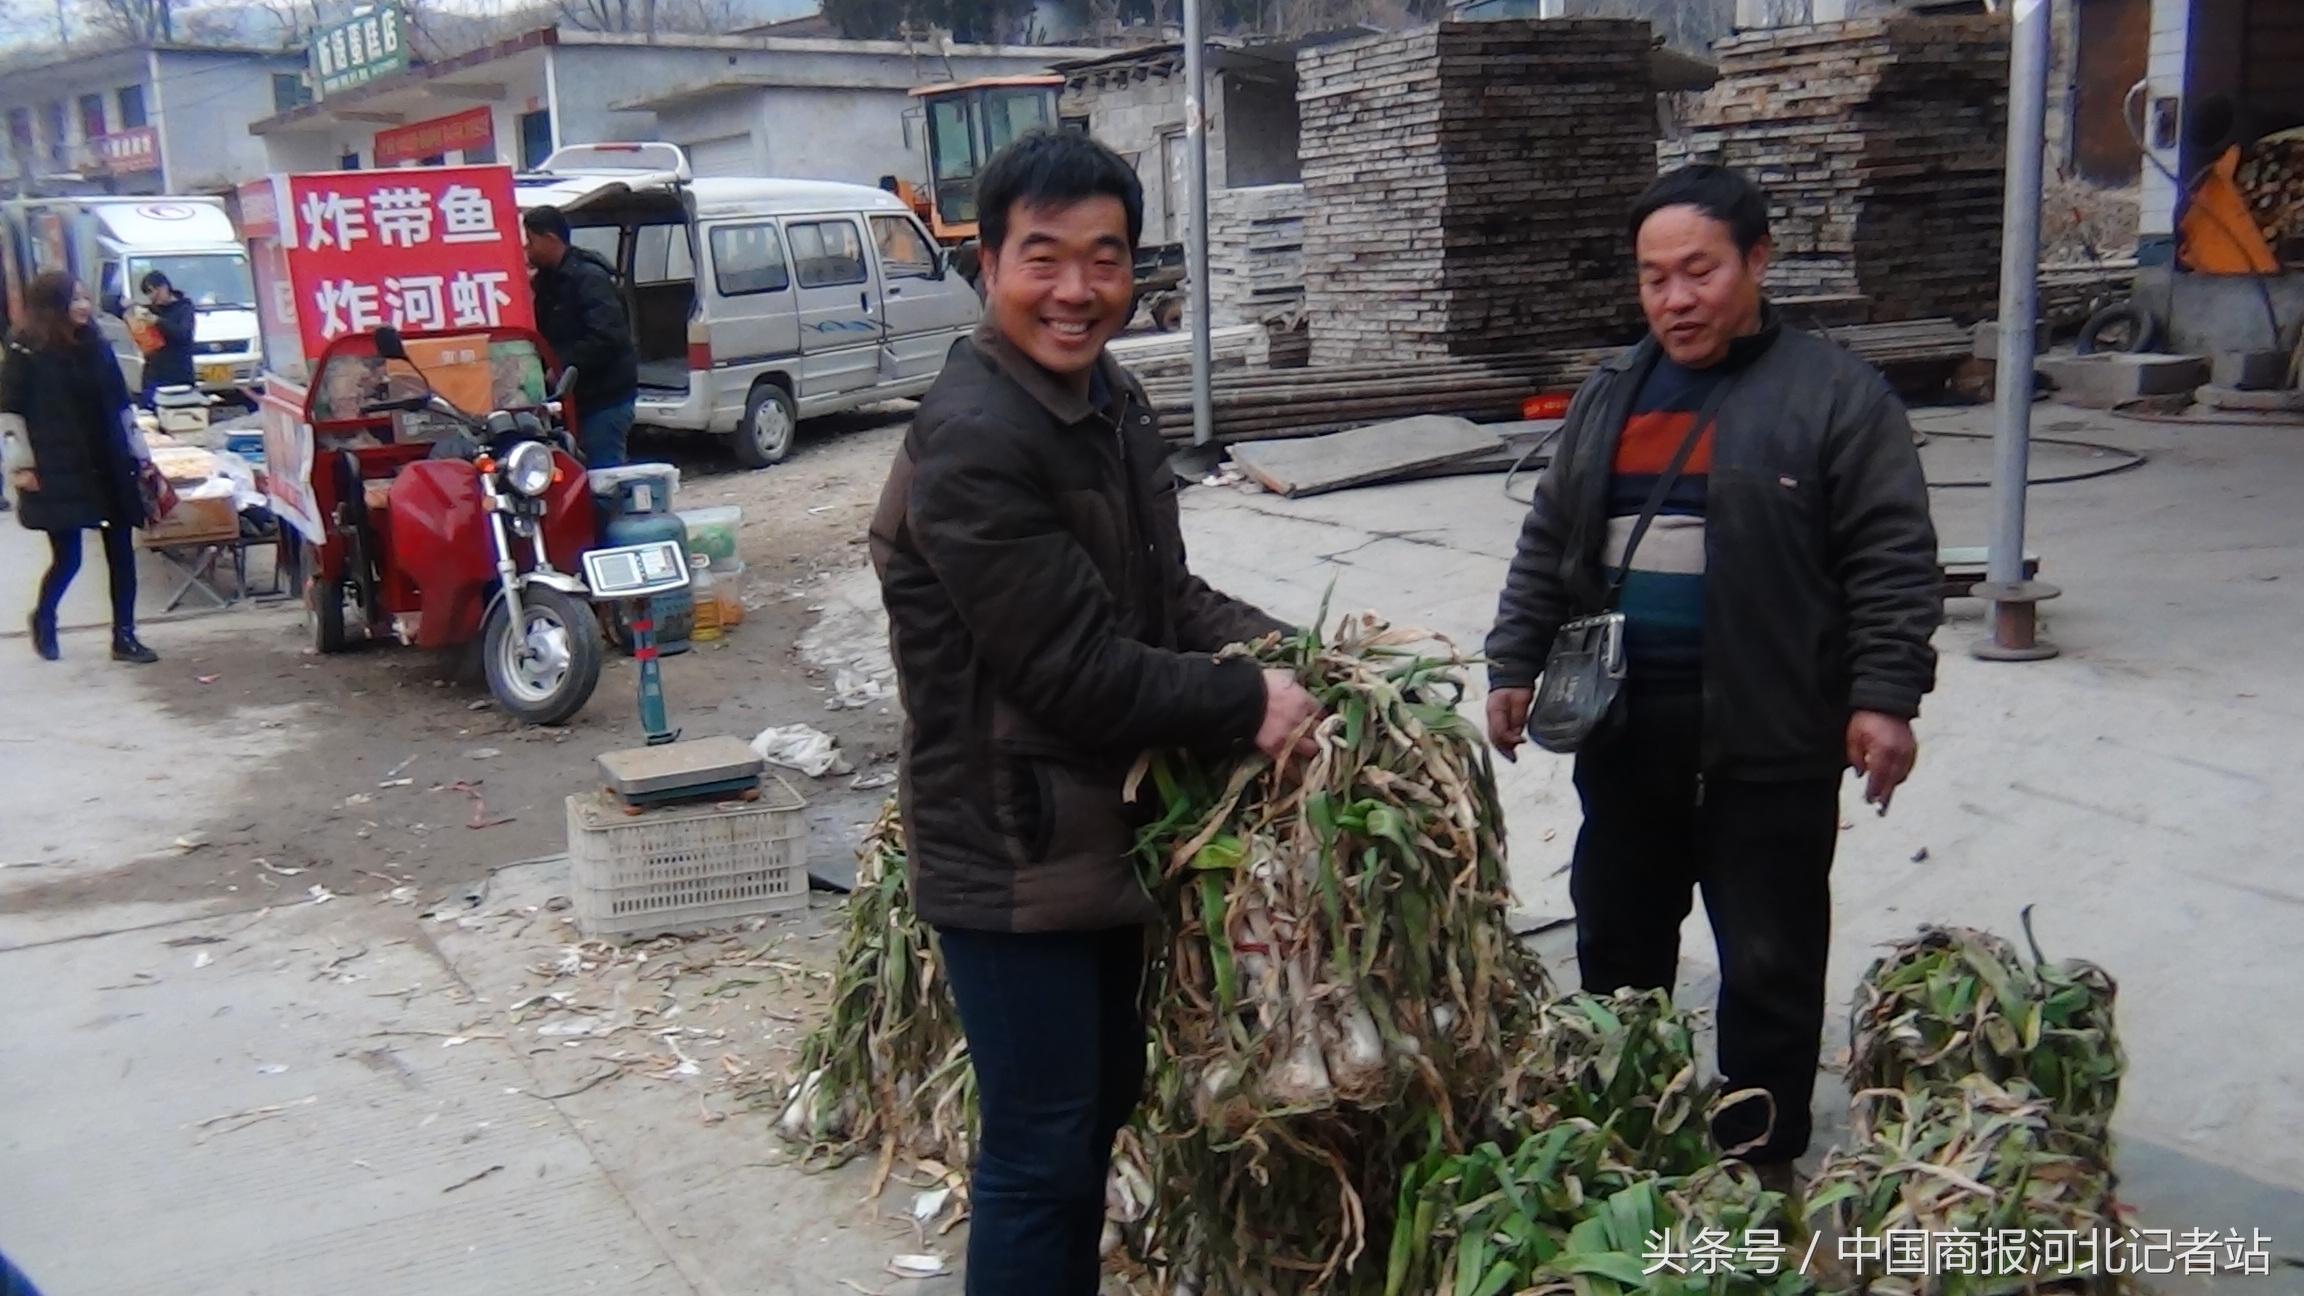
[1604,358,1731,687]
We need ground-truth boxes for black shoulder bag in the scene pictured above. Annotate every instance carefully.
[1525,375,1737,755]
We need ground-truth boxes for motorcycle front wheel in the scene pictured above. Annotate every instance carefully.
[482,585,604,726]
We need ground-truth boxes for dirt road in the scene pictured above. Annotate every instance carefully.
[3,408,913,918]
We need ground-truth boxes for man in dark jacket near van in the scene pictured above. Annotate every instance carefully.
[137,271,196,406]
[523,205,639,468]
[1485,166,1941,1185]
[870,131,1320,1294]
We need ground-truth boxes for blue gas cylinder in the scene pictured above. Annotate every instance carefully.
[594,472,694,656]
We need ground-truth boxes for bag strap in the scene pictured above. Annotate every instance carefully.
[1606,373,1740,604]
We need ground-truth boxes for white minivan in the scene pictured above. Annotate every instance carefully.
[515,143,982,467]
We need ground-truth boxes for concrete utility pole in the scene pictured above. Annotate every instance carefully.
[1182,0,1213,447]
[1976,0,2061,661]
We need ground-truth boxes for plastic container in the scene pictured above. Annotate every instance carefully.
[566,780,808,939]
[223,430,266,466]
[154,387,210,436]
[587,463,681,514]
[688,554,722,642]
[717,557,746,627]
[676,504,742,571]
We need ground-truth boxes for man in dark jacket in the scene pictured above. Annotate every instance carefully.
[136,271,196,406]
[870,131,1320,1294]
[1485,165,1941,1185]
[522,206,639,468]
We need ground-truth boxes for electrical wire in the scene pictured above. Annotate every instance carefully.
[1502,424,2147,505]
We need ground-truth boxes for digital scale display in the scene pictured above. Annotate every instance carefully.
[584,541,691,599]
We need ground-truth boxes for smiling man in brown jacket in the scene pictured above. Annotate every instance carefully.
[869,131,1320,1293]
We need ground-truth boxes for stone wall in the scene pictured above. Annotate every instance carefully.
[1297,20,1656,365]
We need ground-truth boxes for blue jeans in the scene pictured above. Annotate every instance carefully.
[935,925,1147,1296]
[579,396,635,469]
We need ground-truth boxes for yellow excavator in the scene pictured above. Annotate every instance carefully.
[889,73,1188,324]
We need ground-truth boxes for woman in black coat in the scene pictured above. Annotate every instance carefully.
[3,271,159,663]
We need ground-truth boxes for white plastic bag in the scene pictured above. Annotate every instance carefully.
[749,724,852,778]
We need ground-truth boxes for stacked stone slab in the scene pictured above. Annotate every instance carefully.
[1210,183,1309,328]
[1298,20,1656,366]
[1659,15,2010,323]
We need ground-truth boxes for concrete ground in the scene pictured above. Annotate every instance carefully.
[4,397,2302,1292]
[1178,400,2304,1276]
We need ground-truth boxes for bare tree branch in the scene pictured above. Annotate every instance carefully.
[79,0,171,43]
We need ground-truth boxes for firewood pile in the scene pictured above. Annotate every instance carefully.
[1296,20,1656,367]
[1660,15,2010,324]
[2237,133,2304,255]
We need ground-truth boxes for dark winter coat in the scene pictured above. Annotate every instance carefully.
[869,326,1289,933]
[141,296,198,395]
[531,246,638,409]
[1485,313,1941,780]
[4,331,147,534]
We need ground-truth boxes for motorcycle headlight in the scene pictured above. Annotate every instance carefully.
[504,441,554,498]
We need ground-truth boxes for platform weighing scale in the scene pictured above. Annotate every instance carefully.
[582,542,765,811]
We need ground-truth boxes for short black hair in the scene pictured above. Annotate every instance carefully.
[522,205,572,244]
[1629,164,1771,255]
[139,270,172,294]
[977,130,1143,257]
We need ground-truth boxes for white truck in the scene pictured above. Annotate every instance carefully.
[0,196,264,400]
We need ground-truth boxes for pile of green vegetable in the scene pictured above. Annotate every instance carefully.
[1846,910,2124,1137]
[773,614,2130,1296]
[777,802,975,1171]
[1390,991,1806,1296]
[1819,908,2127,1290]
[1127,612,1549,1293]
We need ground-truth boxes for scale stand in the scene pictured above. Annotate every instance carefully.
[631,599,680,746]
[595,594,765,813]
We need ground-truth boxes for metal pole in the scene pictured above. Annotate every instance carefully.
[1182,0,1214,447]
[1975,0,2061,662]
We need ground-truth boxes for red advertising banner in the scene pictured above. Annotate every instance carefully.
[374,107,496,168]
[279,166,533,365]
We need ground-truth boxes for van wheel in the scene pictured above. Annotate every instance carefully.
[733,383,798,469]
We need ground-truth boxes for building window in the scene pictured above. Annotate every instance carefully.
[272,73,313,115]
[117,86,147,130]
[7,108,32,166]
[519,109,553,170]
[42,101,67,164]
[78,94,105,142]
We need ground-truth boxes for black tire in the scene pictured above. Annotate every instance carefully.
[732,382,799,469]
[2076,300,2158,355]
[481,585,603,726]
[310,570,348,655]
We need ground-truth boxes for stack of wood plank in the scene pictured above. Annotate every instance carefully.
[1660,15,2010,324]
[1209,184,1309,328]
[1296,20,1655,366]
[1131,318,1972,444]
[2038,259,2138,328]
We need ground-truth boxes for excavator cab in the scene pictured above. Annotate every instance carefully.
[905,75,1066,275]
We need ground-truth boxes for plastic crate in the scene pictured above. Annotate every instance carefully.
[566,778,809,939]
